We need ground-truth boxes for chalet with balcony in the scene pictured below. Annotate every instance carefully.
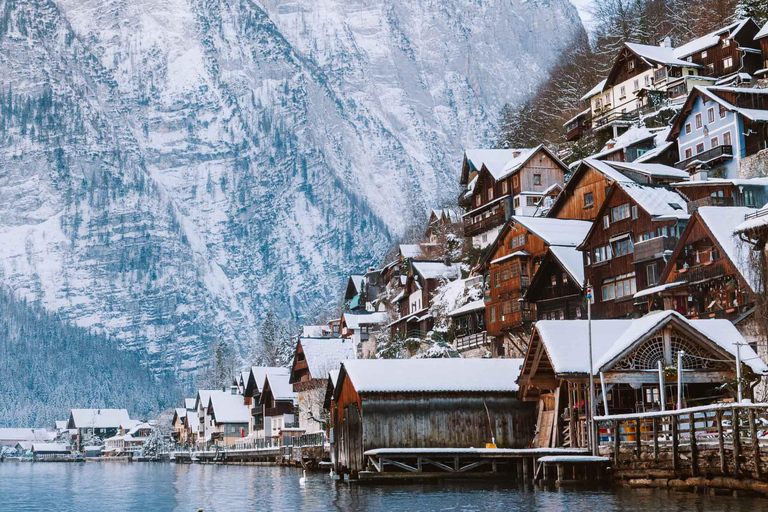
[640,206,758,324]
[448,299,487,356]
[479,216,591,358]
[564,109,592,141]
[671,177,768,211]
[517,311,767,448]
[259,373,299,439]
[290,337,354,432]
[578,181,689,319]
[388,260,461,339]
[425,208,461,243]
[524,244,586,321]
[243,367,289,435]
[668,86,768,178]
[461,146,567,248]
[340,311,388,357]
[206,388,250,448]
[548,158,688,222]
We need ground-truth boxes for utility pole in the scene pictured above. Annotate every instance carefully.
[677,350,684,410]
[587,283,597,455]
[735,341,743,402]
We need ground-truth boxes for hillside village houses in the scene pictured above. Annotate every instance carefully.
[156,16,768,467]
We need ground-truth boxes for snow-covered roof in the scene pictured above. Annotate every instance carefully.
[264,373,298,401]
[299,338,355,379]
[606,161,688,180]
[581,158,635,183]
[209,392,250,424]
[0,428,56,442]
[349,275,366,293]
[674,19,750,58]
[184,398,196,410]
[548,245,585,286]
[589,125,658,161]
[399,244,423,259]
[343,311,389,329]
[431,208,460,223]
[534,310,767,375]
[412,261,462,281]
[249,367,289,393]
[634,141,676,164]
[633,280,686,299]
[301,325,327,338]
[55,421,68,431]
[511,216,592,247]
[196,390,223,410]
[734,203,768,234]
[448,299,486,317]
[581,79,607,101]
[69,409,131,429]
[757,22,768,40]
[31,443,70,453]
[494,146,541,180]
[626,42,701,68]
[691,86,768,123]
[464,149,519,177]
[174,408,187,420]
[491,250,530,265]
[617,182,688,219]
[697,206,759,291]
[328,369,340,388]
[340,358,524,393]
[563,109,591,127]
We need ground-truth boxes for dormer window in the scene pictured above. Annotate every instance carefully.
[628,60,635,71]
[722,38,730,48]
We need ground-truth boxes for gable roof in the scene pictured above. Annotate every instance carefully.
[338,359,524,394]
[399,244,423,259]
[674,18,755,58]
[531,311,766,375]
[509,216,592,247]
[757,22,768,40]
[581,79,607,101]
[263,372,298,402]
[184,398,196,410]
[548,245,586,286]
[463,149,520,181]
[293,338,355,381]
[208,392,250,424]
[626,42,701,68]
[494,145,568,182]
[697,206,759,290]
[195,390,224,410]
[0,428,56,442]
[605,161,689,180]
[342,311,389,330]
[246,367,289,395]
[412,260,462,281]
[670,86,768,139]
[68,409,131,429]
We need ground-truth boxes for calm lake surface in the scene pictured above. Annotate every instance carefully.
[0,462,762,511]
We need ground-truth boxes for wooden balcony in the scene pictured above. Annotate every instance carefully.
[464,208,506,238]
[593,110,639,130]
[673,261,726,285]
[455,332,487,352]
[675,145,733,170]
[632,236,677,264]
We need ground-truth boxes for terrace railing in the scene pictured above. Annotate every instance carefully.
[674,145,733,170]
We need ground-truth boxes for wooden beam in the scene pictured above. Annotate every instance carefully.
[749,408,761,479]
[716,409,726,475]
[671,415,679,472]
[528,342,545,381]
[689,412,698,477]
[732,408,741,478]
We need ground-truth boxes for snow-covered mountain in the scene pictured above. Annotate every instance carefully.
[0,0,584,375]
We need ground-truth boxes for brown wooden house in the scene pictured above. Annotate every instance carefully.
[524,245,586,321]
[641,206,758,323]
[671,177,768,211]
[517,311,767,448]
[243,367,289,434]
[548,158,688,222]
[258,373,298,438]
[757,22,768,79]
[461,146,567,248]
[478,216,591,357]
[578,181,688,319]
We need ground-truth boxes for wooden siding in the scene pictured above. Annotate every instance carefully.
[552,167,614,221]
[525,253,585,320]
[610,48,652,87]
[511,151,565,196]
[686,24,761,77]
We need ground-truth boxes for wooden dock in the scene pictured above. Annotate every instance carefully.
[357,447,598,483]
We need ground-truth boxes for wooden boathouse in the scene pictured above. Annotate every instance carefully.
[329,358,536,479]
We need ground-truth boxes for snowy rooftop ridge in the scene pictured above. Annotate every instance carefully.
[510,216,592,247]
[340,358,524,393]
[464,149,520,178]
[264,373,298,401]
[249,367,290,393]
[626,42,701,68]
[412,261,462,281]
[69,409,131,429]
[209,392,250,424]
[298,338,355,379]
[697,206,759,291]
[548,245,585,286]
[674,19,750,58]
[343,311,389,329]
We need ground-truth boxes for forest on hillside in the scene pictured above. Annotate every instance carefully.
[496,0,768,156]
[0,289,183,427]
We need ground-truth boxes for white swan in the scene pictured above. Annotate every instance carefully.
[299,469,307,487]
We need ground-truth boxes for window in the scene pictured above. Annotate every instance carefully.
[719,105,726,118]
[584,192,594,207]
[558,310,565,320]
[707,63,715,74]
[513,175,519,188]
[476,195,481,207]
[551,275,557,287]
[489,306,496,324]
[723,131,732,146]
[602,275,637,301]
[631,205,638,220]
[645,75,650,86]
[696,143,705,154]
[526,196,540,206]
[603,215,610,229]
[501,268,510,282]
[502,181,508,194]
[502,302,512,316]
[646,263,658,286]
[637,231,653,242]
[576,308,582,319]
[701,50,708,58]
[514,197,520,209]
[601,283,615,301]
[685,147,693,158]
[722,38,730,48]
[605,93,610,104]
[494,271,500,288]
[488,189,494,201]
[612,237,633,257]
[562,273,569,285]
[510,233,526,249]
[628,60,635,70]
[707,107,715,123]
[533,174,541,185]
[620,86,626,98]
[711,136,719,148]
[695,113,702,129]
[745,190,756,207]
[611,203,631,222]
[633,79,639,91]
[594,245,612,263]
[685,123,692,134]
[595,98,601,109]
[723,56,733,69]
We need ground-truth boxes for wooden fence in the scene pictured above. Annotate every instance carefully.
[595,403,768,481]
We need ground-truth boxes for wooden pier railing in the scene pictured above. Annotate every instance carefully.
[595,403,768,481]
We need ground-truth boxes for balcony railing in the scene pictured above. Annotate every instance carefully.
[463,209,506,237]
[674,261,726,285]
[632,236,678,263]
[675,145,733,170]
[455,332,487,352]
[687,196,734,212]
[593,110,639,129]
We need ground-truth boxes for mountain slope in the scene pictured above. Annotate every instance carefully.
[0,0,584,374]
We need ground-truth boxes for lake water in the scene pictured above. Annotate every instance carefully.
[0,462,762,511]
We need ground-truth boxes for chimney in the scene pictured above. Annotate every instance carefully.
[230,385,239,395]
[691,168,708,182]
[659,36,672,48]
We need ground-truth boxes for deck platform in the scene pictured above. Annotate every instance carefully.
[535,455,611,486]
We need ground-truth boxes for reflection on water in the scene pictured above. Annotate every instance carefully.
[0,462,760,511]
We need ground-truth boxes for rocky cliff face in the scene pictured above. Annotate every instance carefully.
[0,0,584,374]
